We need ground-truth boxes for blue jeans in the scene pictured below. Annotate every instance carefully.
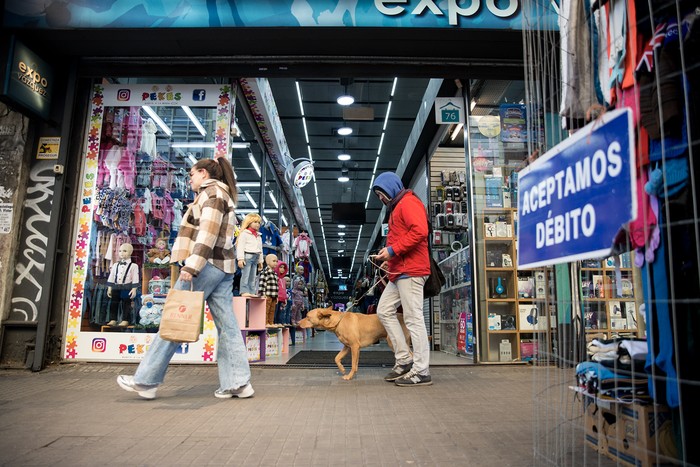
[239,252,260,295]
[134,262,251,390]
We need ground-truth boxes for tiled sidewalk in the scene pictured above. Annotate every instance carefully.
[0,363,610,466]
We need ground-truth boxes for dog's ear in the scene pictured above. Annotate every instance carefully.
[318,309,333,319]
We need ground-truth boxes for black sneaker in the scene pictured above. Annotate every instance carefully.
[384,363,412,382]
[394,370,433,386]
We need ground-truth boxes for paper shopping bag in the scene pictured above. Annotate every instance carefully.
[159,287,205,343]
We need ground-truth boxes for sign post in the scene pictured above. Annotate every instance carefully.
[517,108,636,269]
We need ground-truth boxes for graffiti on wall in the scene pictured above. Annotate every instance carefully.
[10,161,55,322]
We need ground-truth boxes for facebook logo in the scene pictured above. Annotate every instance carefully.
[192,89,206,101]
[175,343,190,354]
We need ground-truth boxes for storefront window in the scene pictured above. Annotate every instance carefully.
[64,83,232,361]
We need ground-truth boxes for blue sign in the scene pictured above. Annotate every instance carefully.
[517,108,636,269]
[3,0,558,30]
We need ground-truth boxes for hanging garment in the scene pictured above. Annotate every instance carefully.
[139,118,158,157]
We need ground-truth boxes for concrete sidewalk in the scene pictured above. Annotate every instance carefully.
[0,363,607,466]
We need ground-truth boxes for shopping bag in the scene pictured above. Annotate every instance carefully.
[423,256,446,299]
[159,284,204,343]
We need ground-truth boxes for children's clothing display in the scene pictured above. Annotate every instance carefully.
[260,221,284,256]
[106,259,139,325]
[293,230,312,259]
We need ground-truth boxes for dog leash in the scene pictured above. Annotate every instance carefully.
[348,258,402,307]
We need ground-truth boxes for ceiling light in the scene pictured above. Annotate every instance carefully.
[171,142,215,148]
[338,239,345,243]
[231,142,251,149]
[142,105,172,136]
[450,123,464,141]
[181,106,207,136]
[338,224,346,229]
[338,250,345,253]
[337,153,351,161]
[268,192,279,209]
[244,191,257,209]
[338,168,350,183]
[338,232,346,236]
[337,95,355,106]
[337,126,353,136]
[248,152,261,177]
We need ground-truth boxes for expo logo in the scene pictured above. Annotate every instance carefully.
[374,0,519,24]
[116,89,131,101]
[91,338,107,353]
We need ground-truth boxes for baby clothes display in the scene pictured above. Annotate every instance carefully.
[139,118,157,157]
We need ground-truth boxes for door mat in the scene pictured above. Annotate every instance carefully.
[285,350,395,367]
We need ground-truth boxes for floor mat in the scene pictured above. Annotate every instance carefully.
[285,350,395,366]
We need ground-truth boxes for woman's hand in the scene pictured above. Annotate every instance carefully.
[180,270,193,282]
[238,259,245,269]
[257,263,263,271]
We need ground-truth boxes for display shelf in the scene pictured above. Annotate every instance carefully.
[579,252,640,338]
[478,202,556,363]
[233,296,267,362]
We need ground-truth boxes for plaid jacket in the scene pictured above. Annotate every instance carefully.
[171,180,236,275]
[258,266,279,298]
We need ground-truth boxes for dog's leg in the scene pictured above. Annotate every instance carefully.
[335,346,350,376]
[343,344,361,380]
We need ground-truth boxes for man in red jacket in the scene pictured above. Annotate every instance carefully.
[372,172,432,386]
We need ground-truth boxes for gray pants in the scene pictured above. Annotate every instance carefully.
[376,276,430,375]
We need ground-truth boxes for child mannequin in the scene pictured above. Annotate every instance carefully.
[290,264,306,325]
[237,213,264,297]
[107,243,139,326]
[258,254,279,327]
[274,261,289,326]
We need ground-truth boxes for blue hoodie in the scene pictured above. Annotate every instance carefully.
[372,172,404,198]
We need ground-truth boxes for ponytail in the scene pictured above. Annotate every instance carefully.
[193,157,238,204]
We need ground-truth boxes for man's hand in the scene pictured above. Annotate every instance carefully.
[257,263,263,271]
[129,288,137,299]
[237,259,245,269]
[373,247,391,262]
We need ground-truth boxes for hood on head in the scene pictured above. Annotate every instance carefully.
[372,172,404,199]
[275,261,288,276]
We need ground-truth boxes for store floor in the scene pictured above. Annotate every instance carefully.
[0,361,615,466]
[259,328,474,366]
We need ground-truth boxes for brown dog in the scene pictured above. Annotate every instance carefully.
[298,306,410,380]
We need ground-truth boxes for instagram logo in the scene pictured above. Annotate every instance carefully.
[92,338,107,353]
[116,89,131,101]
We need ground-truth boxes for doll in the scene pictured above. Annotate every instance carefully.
[236,213,264,297]
[147,236,171,264]
[106,243,140,326]
[138,294,162,327]
[258,254,280,326]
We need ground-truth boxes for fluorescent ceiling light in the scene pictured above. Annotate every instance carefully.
[181,106,207,136]
[337,95,355,106]
[142,106,172,136]
[295,81,305,116]
[383,101,392,131]
[263,215,268,223]
[338,239,345,243]
[337,154,351,161]
[377,132,385,155]
[187,153,198,165]
[237,182,260,187]
[338,250,345,253]
[172,142,215,148]
[470,99,477,111]
[237,208,278,214]
[338,175,350,183]
[390,77,398,97]
[450,123,464,141]
[268,192,278,209]
[231,142,251,149]
[248,153,261,177]
[338,224,346,229]
[338,232,346,236]
[302,118,309,144]
[244,191,257,209]
[337,126,353,136]
[282,214,288,226]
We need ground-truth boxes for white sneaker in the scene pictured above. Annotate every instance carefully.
[117,375,158,400]
[214,383,255,399]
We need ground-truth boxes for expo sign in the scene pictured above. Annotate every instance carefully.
[374,0,519,25]
[517,108,636,269]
